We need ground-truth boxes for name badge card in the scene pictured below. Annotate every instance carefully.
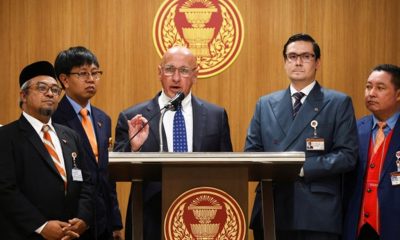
[390,151,400,186]
[71,152,83,182]
[306,120,325,151]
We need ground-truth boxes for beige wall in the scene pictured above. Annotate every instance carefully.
[1,0,399,238]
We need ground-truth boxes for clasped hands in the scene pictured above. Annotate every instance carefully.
[41,218,87,240]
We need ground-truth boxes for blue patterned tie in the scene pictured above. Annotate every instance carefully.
[173,105,188,152]
[292,92,305,118]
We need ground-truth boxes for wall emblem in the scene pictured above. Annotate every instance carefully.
[153,0,244,78]
[164,187,246,240]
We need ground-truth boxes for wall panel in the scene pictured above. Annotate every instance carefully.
[1,0,399,239]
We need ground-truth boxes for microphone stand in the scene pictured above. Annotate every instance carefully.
[159,108,168,152]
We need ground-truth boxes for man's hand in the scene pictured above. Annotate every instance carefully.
[61,218,87,240]
[40,220,70,240]
[113,230,123,240]
[128,114,149,151]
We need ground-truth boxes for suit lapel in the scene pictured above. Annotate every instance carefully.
[358,116,373,174]
[381,116,400,180]
[192,96,206,151]
[280,83,330,150]
[54,125,74,182]
[145,95,168,152]
[19,116,65,181]
[270,89,293,138]
[57,97,97,163]
[91,108,105,165]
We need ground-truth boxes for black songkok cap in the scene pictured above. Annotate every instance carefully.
[19,61,56,87]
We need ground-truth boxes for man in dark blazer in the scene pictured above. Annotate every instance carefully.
[343,64,400,240]
[245,34,358,240]
[52,47,123,239]
[113,46,233,240]
[0,61,93,239]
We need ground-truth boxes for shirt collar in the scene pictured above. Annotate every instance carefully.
[66,95,91,116]
[159,90,192,111]
[290,80,316,96]
[22,111,54,133]
[372,112,400,131]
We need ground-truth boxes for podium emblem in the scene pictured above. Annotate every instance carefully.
[164,187,245,240]
[153,0,244,78]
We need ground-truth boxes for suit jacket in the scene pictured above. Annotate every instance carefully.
[245,82,358,234]
[52,96,123,237]
[0,115,93,239]
[113,92,233,239]
[343,115,400,240]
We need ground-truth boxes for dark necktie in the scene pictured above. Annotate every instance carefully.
[173,105,188,152]
[292,92,305,118]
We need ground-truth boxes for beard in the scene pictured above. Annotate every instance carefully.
[39,107,55,117]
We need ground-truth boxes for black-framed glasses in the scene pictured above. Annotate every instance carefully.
[162,65,196,77]
[31,82,62,96]
[286,53,315,63]
[69,71,103,80]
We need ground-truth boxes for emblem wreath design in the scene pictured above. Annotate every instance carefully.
[153,0,244,78]
[164,187,246,240]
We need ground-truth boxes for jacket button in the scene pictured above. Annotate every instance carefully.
[367,188,372,193]
[370,163,375,168]
[364,212,369,218]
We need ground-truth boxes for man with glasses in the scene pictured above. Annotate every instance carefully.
[0,61,93,239]
[245,33,358,240]
[113,46,233,240]
[52,47,123,240]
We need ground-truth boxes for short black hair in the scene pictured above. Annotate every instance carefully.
[283,33,321,60]
[54,46,99,80]
[372,64,400,90]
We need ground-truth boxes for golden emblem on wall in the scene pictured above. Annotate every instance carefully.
[164,187,246,240]
[153,0,244,78]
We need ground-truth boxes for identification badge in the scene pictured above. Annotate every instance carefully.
[306,120,325,151]
[70,152,82,181]
[391,152,400,186]
[306,138,325,151]
[72,168,83,182]
[390,172,400,186]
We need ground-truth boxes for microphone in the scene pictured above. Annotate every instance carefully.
[123,92,185,151]
[163,91,185,111]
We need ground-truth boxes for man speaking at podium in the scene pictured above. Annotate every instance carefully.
[114,46,233,239]
[245,34,358,240]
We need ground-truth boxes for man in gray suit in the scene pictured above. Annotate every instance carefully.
[114,46,233,239]
[245,33,358,240]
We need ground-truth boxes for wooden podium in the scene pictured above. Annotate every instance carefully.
[109,152,304,240]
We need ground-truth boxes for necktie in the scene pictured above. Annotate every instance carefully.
[80,108,98,161]
[42,125,67,187]
[374,121,387,153]
[173,105,188,152]
[292,92,305,118]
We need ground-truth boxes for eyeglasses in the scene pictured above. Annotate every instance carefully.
[69,71,103,80]
[286,53,315,63]
[162,65,196,77]
[31,82,62,96]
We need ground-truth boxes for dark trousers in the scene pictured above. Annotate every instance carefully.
[358,224,380,240]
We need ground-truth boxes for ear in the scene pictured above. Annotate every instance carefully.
[315,58,321,71]
[58,74,69,88]
[20,90,27,103]
[395,88,400,102]
[158,65,163,81]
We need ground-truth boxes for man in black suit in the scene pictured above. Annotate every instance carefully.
[0,61,93,239]
[113,46,233,239]
[52,46,123,239]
